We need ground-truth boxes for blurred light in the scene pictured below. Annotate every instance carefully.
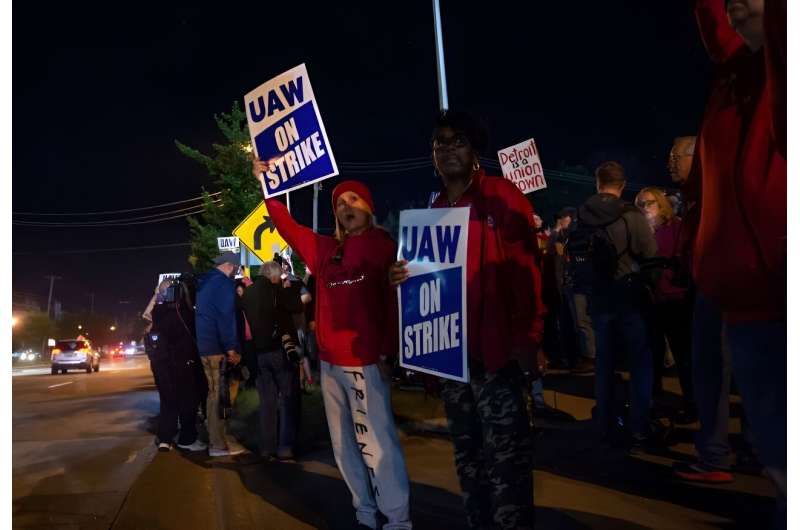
[130,341,136,346]
[241,143,253,154]
[47,339,56,347]
[77,325,83,330]
[11,316,18,327]
[109,326,116,331]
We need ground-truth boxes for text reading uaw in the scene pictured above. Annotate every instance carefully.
[401,224,462,359]
[248,77,327,191]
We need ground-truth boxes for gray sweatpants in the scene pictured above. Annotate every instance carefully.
[320,361,412,529]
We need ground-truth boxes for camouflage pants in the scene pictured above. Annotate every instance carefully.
[442,364,533,530]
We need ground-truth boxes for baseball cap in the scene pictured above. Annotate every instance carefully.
[213,251,241,266]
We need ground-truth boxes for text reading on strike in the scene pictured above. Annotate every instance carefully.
[262,117,327,190]
[403,278,461,358]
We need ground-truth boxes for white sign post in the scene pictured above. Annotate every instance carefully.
[498,138,546,194]
[397,207,469,383]
[245,64,339,199]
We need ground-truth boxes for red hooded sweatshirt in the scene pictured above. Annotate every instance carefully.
[265,198,398,367]
[431,169,546,373]
[688,0,786,323]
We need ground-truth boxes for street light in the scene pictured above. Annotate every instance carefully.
[109,325,116,331]
[77,325,83,330]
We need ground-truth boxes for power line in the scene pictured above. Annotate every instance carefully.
[12,201,220,227]
[13,242,192,256]
[12,207,210,227]
[13,192,222,217]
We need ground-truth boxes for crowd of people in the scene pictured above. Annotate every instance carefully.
[140,1,785,528]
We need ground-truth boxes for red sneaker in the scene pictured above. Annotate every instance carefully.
[673,462,734,483]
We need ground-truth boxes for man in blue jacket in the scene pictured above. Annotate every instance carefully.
[196,251,245,457]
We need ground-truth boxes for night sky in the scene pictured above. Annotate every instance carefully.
[12,2,710,320]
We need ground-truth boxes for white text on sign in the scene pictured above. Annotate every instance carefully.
[262,117,327,191]
[403,278,461,358]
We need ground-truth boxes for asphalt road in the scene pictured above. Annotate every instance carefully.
[11,355,778,529]
[12,355,158,529]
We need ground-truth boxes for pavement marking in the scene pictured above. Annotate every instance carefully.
[47,381,74,389]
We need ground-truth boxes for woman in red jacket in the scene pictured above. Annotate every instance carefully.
[391,110,543,530]
[248,167,411,530]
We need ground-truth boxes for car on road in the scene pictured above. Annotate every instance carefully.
[50,339,100,374]
[12,349,41,363]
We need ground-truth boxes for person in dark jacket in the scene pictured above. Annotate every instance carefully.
[576,161,657,452]
[148,278,205,453]
[195,251,245,458]
[390,111,544,530]
[241,261,302,460]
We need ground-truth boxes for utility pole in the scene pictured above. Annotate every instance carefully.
[44,275,61,319]
[432,0,449,111]
[312,182,320,233]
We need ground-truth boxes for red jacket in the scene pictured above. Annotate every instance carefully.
[431,169,546,373]
[265,198,398,367]
[688,0,786,323]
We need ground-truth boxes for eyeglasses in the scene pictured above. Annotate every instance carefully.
[432,133,470,151]
[636,199,657,209]
[668,153,692,163]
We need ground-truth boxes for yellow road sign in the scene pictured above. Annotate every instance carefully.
[233,202,288,262]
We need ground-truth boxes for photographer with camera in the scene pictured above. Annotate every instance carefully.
[240,260,303,461]
[635,187,696,424]
[146,276,206,452]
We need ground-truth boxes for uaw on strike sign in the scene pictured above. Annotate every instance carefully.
[245,64,339,198]
[498,138,547,194]
[398,208,469,383]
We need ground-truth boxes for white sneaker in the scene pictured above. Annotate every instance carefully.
[177,439,208,452]
[157,442,172,452]
[209,447,231,457]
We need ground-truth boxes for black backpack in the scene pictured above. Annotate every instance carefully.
[564,210,631,292]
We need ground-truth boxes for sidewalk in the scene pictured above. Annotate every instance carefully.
[111,373,777,529]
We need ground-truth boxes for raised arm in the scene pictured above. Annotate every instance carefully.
[264,197,334,275]
[764,0,786,156]
[695,0,744,64]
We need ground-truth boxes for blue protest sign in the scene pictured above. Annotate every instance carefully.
[244,64,339,198]
[397,207,469,383]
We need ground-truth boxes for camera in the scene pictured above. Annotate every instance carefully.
[282,333,300,363]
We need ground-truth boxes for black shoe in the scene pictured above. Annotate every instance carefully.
[548,358,570,370]
[674,403,698,425]
[571,357,595,375]
[629,428,672,456]
[534,405,575,422]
